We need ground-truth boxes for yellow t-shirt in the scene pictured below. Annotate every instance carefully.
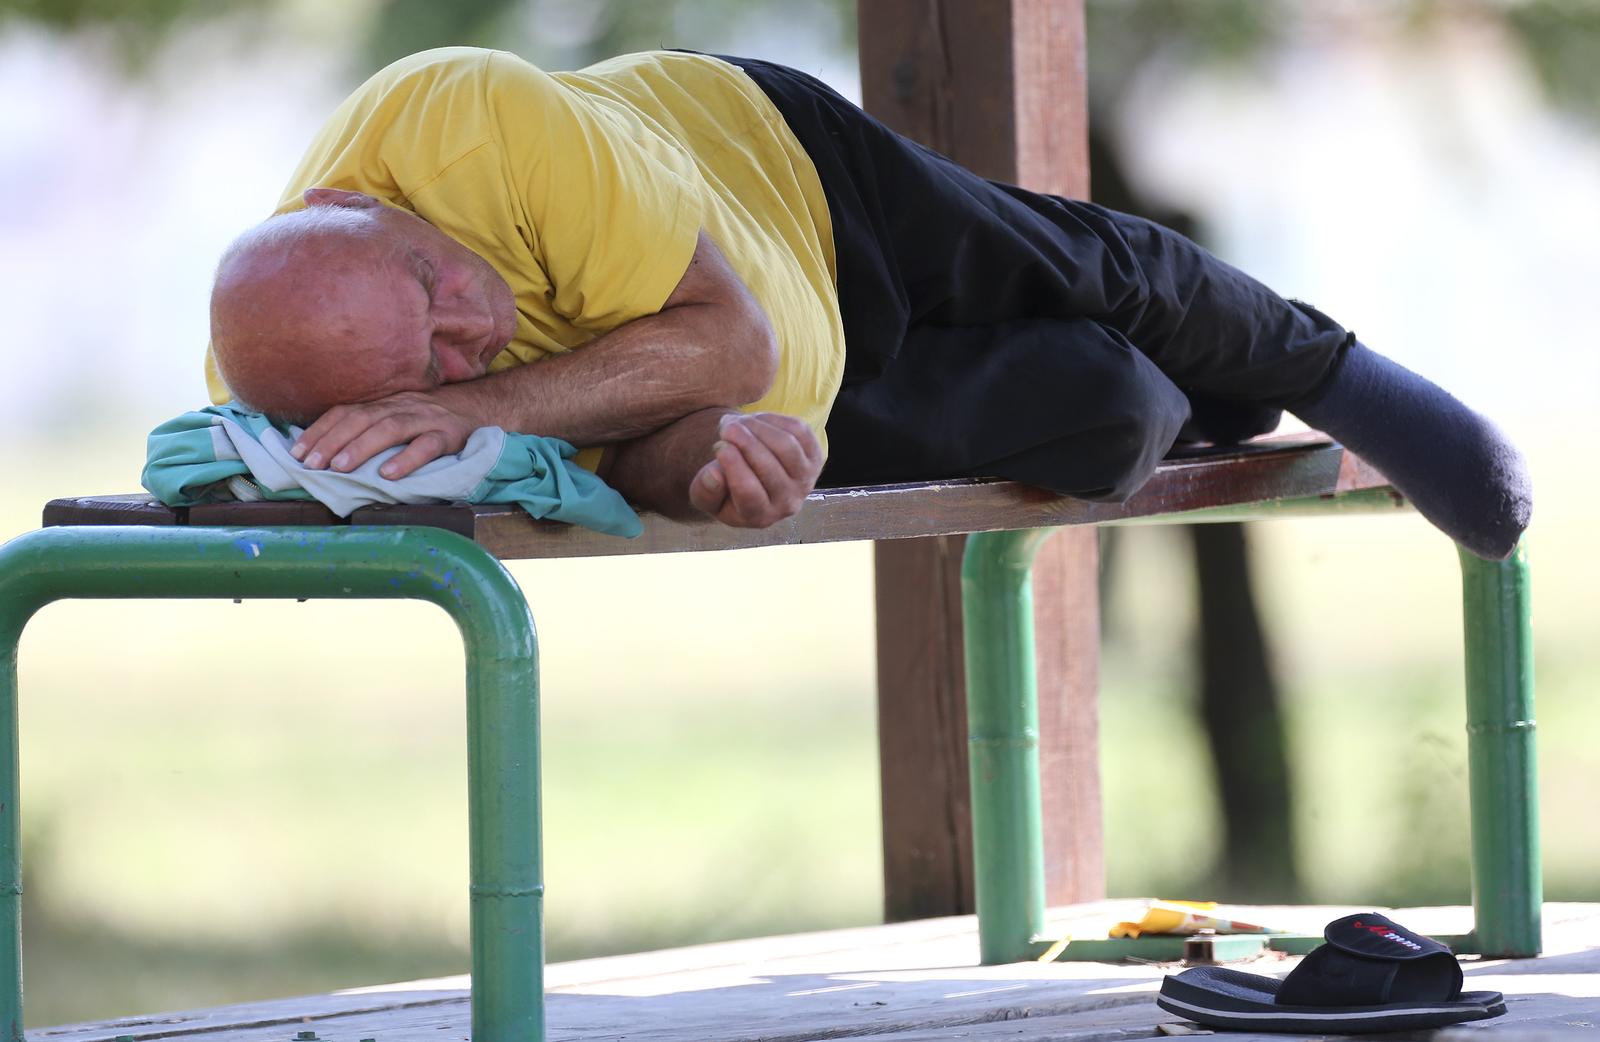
[206,48,845,464]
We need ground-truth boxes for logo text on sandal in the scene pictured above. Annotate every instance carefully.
[1352,919,1424,951]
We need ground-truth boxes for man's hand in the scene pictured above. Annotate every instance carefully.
[290,389,481,479]
[688,413,822,528]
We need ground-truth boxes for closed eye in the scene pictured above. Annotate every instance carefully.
[406,247,438,300]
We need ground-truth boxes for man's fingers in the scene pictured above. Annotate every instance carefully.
[729,415,809,480]
[293,406,380,470]
[291,406,351,467]
[715,439,770,523]
[330,415,427,473]
[379,431,448,480]
[689,459,730,516]
[291,406,344,454]
[719,416,797,488]
[290,394,475,475]
[748,413,822,467]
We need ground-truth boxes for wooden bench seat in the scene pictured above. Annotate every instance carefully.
[45,431,1395,557]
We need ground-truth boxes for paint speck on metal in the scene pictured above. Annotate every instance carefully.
[233,538,262,559]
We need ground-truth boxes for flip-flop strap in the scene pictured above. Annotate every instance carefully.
[1278,913,1464,1007]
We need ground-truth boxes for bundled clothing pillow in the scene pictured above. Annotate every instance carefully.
[142,405,642,538]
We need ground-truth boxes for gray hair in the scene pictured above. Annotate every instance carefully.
[226,388,318,430]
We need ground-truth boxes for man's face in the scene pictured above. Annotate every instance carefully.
[358,203,518,394]
[211,192,519,421]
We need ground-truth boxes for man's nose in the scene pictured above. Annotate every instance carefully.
[439,304,495,342]
[430,312,494,380]
[433,307,491,350]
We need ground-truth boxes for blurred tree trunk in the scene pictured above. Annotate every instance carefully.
[1189,523,1300,899]
[1089,122,1300,901]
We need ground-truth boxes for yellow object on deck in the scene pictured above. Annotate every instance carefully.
[1110,900,1282,938]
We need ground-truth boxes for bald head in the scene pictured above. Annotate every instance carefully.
[210,190,518,425]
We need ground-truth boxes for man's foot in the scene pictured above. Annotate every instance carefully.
[1292,343,1531,560]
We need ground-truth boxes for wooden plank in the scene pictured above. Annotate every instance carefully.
[31,987,470,1042]
[38,437,1401,557]
[42,493,183,527]
[350,500,481,538]
[187,500,344,527]
[825,1004,1170,1042]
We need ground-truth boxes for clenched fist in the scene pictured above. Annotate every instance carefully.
[689,412,822,528]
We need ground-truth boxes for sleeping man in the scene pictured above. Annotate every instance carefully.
[207,48,1530,556]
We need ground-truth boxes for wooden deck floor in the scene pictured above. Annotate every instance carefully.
[36,903,1600,1041]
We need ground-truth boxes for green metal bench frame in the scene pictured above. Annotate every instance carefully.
[0,526,546,1042]
[0,437,1540,1042]
[963,509,1539,965]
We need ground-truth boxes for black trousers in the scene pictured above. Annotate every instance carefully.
[725,56,1353,498]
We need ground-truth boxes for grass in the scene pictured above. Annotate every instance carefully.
[2,422,1596,1026]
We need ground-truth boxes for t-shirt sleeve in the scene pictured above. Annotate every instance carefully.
[486,52,704,333]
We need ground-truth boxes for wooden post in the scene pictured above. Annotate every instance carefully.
[862,0,1106,922]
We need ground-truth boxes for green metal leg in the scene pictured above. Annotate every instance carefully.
[961,525,1544,966]
[961,528,1055,965]
[1459,542,1541,957]
[0,525,544,1042]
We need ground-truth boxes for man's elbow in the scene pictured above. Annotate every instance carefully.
[730,301,780,405]
[668,231,781,407]
[690,293,777,406]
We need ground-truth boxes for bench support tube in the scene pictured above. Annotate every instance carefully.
[1460,543,1541,957]
[962,528,1055,964]
[959,518,1543,966]
[0,525,543,1042]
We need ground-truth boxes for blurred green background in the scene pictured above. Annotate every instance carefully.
[2,0,1597,1028]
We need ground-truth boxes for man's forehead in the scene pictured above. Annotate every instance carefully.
[290,254,430,401]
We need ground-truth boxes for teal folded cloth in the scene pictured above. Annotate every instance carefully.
[142,405,642,538]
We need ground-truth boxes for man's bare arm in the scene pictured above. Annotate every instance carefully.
[606,408,823,527]
[292,231,778,477]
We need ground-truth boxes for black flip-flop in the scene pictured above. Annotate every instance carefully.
[1156,913,1506,1033]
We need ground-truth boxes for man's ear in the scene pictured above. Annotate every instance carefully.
[303,187,382,210]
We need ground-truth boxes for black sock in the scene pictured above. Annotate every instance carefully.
[1292,343,1531,560]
